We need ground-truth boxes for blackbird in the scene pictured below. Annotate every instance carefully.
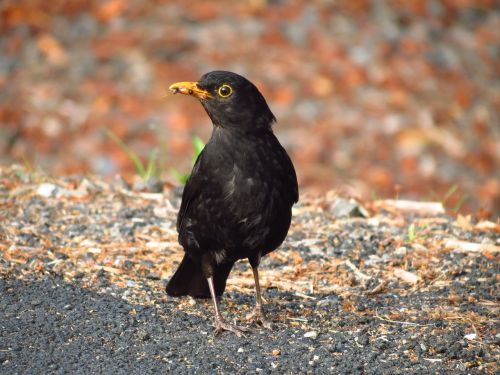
[166,71,298,336]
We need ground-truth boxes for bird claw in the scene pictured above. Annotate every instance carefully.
[214,319,250,337]
[246,307,273,329]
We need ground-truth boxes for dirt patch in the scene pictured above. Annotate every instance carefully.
[1,166,498,373]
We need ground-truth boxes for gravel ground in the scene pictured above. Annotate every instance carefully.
[1,166,499,374]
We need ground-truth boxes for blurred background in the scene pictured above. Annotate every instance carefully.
[1,0,499,216]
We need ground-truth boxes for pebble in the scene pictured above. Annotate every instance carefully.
[330,198,369,218]
[304,331,318,339]
[357,335,369,346]
[37,183,58,197]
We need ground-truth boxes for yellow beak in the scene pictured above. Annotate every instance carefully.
[169,81,212,100]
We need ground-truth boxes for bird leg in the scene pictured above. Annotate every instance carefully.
[246,266,272,329]
[207,276,249,337]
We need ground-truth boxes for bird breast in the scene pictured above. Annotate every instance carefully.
[203,128,293,232]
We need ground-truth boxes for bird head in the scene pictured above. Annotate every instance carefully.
[169,71,276,132]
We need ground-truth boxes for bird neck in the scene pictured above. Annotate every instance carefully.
[210,125,273,145]
[209,115,275,133]
[203,104,276,133]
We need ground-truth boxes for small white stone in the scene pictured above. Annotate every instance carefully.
[304,331,318,339]
[37,183,57,197]
[464,333,477,340]
[237,347,244,353]
[153,206,168,218]
[394,246,407,256]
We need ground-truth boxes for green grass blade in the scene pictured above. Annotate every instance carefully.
[407,224,416,243]
[191,136,205,164]
[171,169,189,184]
[145,149,158,180]
[452,194,469,213]
[105,129,146,177]
[442,184,458,204]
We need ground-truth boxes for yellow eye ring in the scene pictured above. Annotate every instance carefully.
[217,84,233,98]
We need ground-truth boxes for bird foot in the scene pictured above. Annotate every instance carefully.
[214,318,250,337]
[246,307,272,329]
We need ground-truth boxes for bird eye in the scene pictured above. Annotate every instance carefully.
[217,84,233,98]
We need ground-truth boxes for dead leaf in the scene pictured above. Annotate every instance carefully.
[96,0,126,22]
[37,33,68,65]
[393,268,420,284]
[455,215,473,231]
[444,239,500,253]
[374,200,445,215]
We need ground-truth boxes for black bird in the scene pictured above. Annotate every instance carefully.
[166,71,298,336]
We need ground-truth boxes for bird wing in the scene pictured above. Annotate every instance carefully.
[286,151,299,204]
[176,150,204,233]
[274,135,299,205]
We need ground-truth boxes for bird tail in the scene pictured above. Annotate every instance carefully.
[165,254,234,298]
